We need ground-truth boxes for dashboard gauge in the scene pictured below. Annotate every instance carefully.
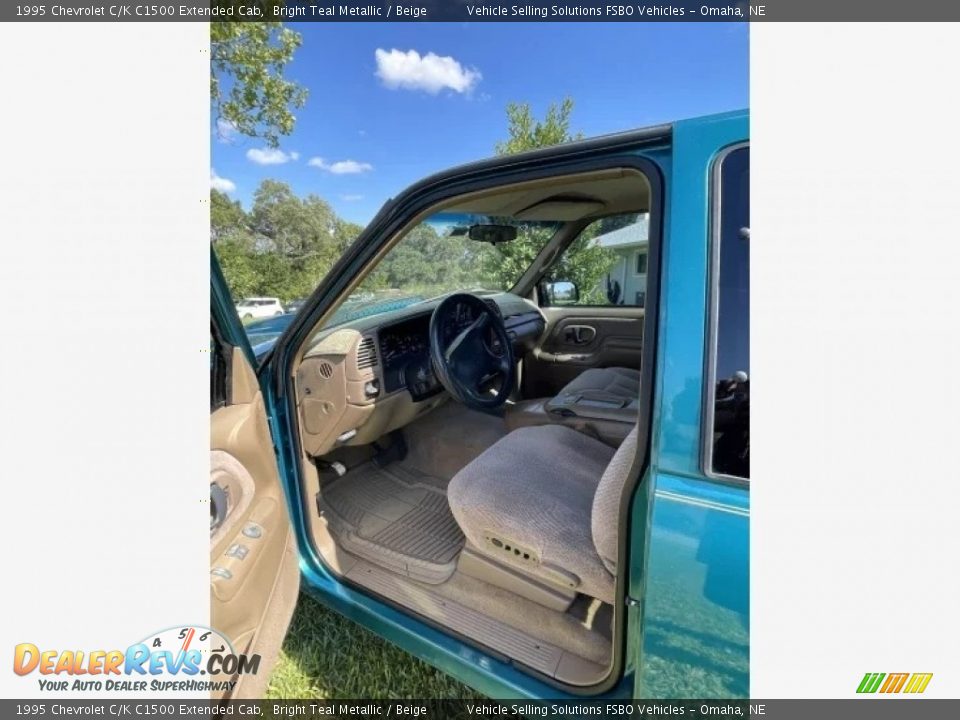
[379,334,399,362]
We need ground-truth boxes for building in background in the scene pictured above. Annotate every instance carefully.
[595,215,649,307]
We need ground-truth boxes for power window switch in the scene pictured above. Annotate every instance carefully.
[211,567,232,580]
[225,544,249,560]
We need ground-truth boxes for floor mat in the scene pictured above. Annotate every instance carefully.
[400,400,508,480]
[318,462,464,584]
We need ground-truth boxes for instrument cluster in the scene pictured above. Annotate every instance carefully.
[379,330,428,365]
[376,298,514,397]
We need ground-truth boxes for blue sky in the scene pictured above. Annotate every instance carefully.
[211,23,748,225]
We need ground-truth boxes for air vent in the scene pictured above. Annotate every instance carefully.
[318,361,334,379]
[357,336,379,370]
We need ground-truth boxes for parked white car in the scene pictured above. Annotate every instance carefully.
[235,297,284,320]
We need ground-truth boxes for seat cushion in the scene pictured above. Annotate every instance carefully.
[447,424,617,603]
[553,366,641,406]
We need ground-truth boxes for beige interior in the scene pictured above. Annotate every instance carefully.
[442,169,651,219]
[281,168,650,688]
[292,170,651,454]
[210,348,299,699]
[297,328,448,457]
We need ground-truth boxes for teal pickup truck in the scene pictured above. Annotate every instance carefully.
[210,110,749,699]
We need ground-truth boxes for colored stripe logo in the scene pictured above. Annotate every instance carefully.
[857,672,932,694]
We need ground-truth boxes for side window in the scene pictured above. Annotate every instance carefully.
[708,145,749,479]
[541,212,649,307]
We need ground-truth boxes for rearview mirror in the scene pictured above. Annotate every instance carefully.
[544,280,579,305]
[468,224,517,244]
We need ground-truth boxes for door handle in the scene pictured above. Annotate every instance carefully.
[210,483,229,533]
[564,325,596,345]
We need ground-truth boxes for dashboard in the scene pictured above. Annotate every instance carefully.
[378,298,513,400]
[296,293,546,457]
[378,313,436,398]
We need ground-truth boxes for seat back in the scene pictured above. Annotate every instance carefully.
[591,426,640,573]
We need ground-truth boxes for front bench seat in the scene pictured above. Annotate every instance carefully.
[447,424,639,604]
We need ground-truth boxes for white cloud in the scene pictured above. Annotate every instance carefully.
[210,169,236,193]
[339,194,364,202]
[308,157,373,175]
[374,48,481,94]
[330,159,372,174]
[215,118,237,143]
[246,147,298,165]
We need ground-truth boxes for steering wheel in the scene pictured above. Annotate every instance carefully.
[429,293,515,410]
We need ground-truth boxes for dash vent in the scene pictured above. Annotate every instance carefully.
[317,361,334,379]
[357,336,379,370]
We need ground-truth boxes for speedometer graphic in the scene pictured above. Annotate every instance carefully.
[136,625,235,676]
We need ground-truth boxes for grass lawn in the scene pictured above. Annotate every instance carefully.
[266,593,485,699]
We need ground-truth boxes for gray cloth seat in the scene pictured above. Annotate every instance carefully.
[447,423,639,604]
[549,367,641,410]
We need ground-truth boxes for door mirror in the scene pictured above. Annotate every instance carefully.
[543,280,579,305]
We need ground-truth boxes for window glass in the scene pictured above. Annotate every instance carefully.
[710,146,749,478]
[323,213,561,329]
[542,212,649,307]
[636,252,648,275]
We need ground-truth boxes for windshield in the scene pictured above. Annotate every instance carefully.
[323,212,561,328]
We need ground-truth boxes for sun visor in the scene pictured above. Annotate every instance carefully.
[514,196,606,221]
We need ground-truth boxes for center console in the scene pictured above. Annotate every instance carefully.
[506,391,638,448]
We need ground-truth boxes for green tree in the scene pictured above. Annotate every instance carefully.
[494,98,583,155]
[492,98,615,299]
[244,180,349,301]
[210,189,250,243]
[213,179,369,303]
[250,181,339,262]
[211,189,258,300]
[214,237,259,299]
[211,10,307,147]
[333,219,365,253]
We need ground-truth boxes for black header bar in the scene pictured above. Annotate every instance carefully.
[5,0,960,22]
[2,699,960,719]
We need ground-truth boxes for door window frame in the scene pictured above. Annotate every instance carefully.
[210,321,231,412]
[702,141,750,486]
